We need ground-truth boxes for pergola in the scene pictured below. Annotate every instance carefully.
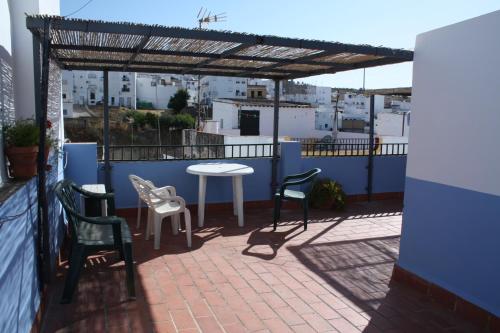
[26,15,412,282]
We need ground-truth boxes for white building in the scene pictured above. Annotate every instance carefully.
[201,76,248,104]
[62,70,74,117]
[375,111,410,137]
[211,98,330,138]
[62,70,137,115]
[282,81,332,106]
[136,74,180,109]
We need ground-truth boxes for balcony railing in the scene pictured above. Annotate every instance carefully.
[302,143,408,157]
[97,144,275,161]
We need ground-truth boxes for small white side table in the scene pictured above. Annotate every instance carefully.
[79,184,108,217]
[186,163,254,227]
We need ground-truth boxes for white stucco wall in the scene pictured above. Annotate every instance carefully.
[406,10,500,196]
[8,0,59,120]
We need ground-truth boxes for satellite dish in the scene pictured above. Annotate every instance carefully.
[320,135,333,143]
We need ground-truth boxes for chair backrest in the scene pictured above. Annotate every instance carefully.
[303,168,322,194]
[54,179,81,238]
[128,175,158,207]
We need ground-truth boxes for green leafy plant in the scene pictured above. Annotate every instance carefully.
[4,120,39,147]
[309,178,346,210]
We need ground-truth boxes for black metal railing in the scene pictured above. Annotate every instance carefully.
[302,143,408,157]
[97,144,275,161]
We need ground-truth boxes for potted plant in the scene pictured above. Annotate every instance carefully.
[310,178,347,210]
[4,120,40,179]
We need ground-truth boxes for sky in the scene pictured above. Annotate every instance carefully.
[60,0,499,89]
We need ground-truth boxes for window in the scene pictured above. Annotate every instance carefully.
[220,119,224,129]
[63,109,68,115]
[90,92,95,100]
[151,81,156,86]
[160,79,166,86]
[62,93,67,99]
[236,90,240,96]
[257,91,262,97]
[88,73,96,79]
[111,97,115,105]
[325,124,328,128]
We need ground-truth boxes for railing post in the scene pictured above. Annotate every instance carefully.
[367,94,375,200]
[103,70,112,191]
[271,79,280,197]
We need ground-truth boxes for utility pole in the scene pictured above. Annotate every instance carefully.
[196,7,227,131]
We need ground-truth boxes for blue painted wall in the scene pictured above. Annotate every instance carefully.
[0,163,64,333]
[103,158,273,208]
[66,142,406,209]
[64,143,98,187]
[399,177,500,316]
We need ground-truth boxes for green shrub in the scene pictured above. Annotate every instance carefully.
[4,120,40,147]
[309,178,346,210]
[159,113,195,130]
[144,112,159,128]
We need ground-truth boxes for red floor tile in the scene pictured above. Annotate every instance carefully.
[41,201,484,333]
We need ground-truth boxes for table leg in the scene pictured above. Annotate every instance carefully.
[101,199,108,217]
[198,175,207,227]
[232,177,237,216]
[234,175,244,227]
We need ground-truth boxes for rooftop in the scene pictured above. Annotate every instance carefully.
[41,202,481,333]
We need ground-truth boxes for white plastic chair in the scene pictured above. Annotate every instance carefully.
[128,175,176,228]
[141,185,192,249]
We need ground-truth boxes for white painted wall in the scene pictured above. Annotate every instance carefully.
[212,100,321,138]
[8,0,59,120]
[136,74,178,109]
[406,10,500,196]
[375,112,410,137]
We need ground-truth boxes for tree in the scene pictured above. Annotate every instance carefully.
[168,89,190,114]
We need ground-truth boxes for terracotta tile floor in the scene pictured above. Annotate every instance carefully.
[42,200,481,332]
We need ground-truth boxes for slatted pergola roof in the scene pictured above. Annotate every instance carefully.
[26,15,413,80]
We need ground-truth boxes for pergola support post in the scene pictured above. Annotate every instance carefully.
[36,19,52,286]
[271,79,280,197]
[103,70,112,191]
[367,94,375,201]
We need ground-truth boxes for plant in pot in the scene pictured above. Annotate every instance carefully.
[309,178,347,210]
[4,120,40,179]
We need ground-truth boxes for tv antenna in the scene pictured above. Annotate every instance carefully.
[197,7,227,29]
[195,7,227,130]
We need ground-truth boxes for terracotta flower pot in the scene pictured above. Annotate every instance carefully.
[6,146,39,179]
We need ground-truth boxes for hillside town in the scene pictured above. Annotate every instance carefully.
[62,70,411,145]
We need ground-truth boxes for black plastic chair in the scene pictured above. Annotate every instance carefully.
[54,179,135,303]
[273,168,321,231]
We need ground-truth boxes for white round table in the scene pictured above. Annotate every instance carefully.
[186,163,254,227]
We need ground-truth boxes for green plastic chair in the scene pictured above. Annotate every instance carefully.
[273,168,321,231]
[54,180,135,303]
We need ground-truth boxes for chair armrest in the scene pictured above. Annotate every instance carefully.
[64,203,122,225]
[71,184,114,200]
[153,185,176,197]
[168,195,186,209]
[283,171,312,183]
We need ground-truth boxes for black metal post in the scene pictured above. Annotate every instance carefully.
[367,94,375,201]
[32,33,44,291]
[37,19,52,286]
[103,70,112,191]
[271,79,280,197]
